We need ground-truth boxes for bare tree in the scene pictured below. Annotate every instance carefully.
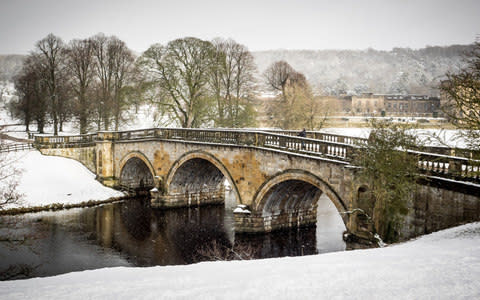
[440,42,480,150]
[56,72,73,132]
[91,34,136,131]
[0,149,23,209]
[263,60,295,98]
[12,67,34,132]
[265,63,326,129]
[91,34,114,130]
[11,54,48,133]
[35,34,65,135]
[109,38,135,131]
[209,38,257,127]
[139,37,214,128]
[65,38,95,134]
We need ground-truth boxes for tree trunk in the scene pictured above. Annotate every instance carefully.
[37,119,44,133]
[79,89,87,134]
[53,113,58,135]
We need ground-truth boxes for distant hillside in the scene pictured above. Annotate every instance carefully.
[252,44,473,95]
[0,44,474,95]
[0,55,24,81]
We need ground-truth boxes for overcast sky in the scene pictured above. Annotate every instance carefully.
[0,0,479,54]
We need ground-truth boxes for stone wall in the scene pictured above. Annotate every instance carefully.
[400,179,480,240]
[39,146,96,173]
[234,208,318,233]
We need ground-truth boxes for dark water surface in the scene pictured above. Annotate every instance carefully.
[0,193,346,280]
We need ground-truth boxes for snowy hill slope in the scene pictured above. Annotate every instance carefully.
[253,45,472,94]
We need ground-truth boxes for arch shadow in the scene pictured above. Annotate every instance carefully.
[118,151,156,189]
[252,169,349,226]
[165,150,241,204]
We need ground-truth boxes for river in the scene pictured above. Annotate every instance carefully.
[0,192,346,280]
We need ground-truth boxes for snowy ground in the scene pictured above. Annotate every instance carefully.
[0,150,124,210]
[322,127,470,148]
[0,222,479,299]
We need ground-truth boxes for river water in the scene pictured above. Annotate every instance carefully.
[0,192,346,280]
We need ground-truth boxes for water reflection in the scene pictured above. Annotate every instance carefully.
[316,194,347,253]
[0,193,347,280]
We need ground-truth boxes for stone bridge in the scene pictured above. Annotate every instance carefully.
[35,128,480,241]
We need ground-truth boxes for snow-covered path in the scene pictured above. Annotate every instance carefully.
[1,222,479,299]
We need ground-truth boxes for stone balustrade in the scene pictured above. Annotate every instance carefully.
[34,128,360,160]
[33,127,480,183]
[34,133,97,147]
[411,150,480,181]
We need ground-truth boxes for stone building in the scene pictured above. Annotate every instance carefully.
[351,93,440,116]
[351,93,384,114]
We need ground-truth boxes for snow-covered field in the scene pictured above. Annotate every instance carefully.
[1,150,123,210]
[0,221,479,299]
[322,127,470,148]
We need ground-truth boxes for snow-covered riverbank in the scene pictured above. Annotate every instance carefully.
[0,221,479,299]
[1,150,124,211]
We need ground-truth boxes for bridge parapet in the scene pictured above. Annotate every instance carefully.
[33,127,480,183]
[34,133,97,148]
[412,150,480,182]
[262,129,368,146]
[34,128,360,161]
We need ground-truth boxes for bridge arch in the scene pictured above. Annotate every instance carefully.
[165,150,241,204]
[119,151,156,190]
[252,169,349,227]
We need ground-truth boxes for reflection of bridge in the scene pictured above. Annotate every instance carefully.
[35,128,480,242]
